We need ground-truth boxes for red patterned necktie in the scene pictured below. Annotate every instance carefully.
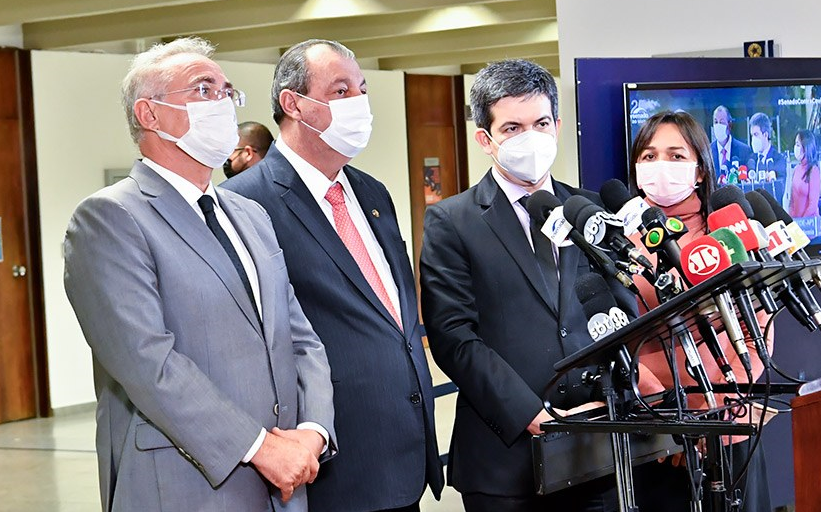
[325,182,402,330]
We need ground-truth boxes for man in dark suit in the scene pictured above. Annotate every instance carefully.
[222,39,443,512]
[420,59,636,512]
[747,112,788,204]
[710,105,752,177]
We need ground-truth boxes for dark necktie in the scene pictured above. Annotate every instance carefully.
[518,195,559,307]
[197,195,259,321]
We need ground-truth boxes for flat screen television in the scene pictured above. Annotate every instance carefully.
[624,79,821,248]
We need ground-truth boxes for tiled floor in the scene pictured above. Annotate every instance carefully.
[0,349,464,511]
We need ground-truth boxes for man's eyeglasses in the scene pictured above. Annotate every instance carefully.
[154,83,246,106]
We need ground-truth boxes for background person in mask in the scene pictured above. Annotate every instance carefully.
[710,105,751,182]
[419,58,637,512]
[222,39,443,512]
[63,37,335,511]
[223,121,274,179]
[789,129,820,218]
[746,112,787,205]
[627,111,772,512]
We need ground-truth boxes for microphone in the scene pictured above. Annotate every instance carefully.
[746,191,821,328]
[527,191,640,294]
[564,195,655,274]
[600,179,650,236]
[679,233,748,381]
[639,207,689,283]
[705,229,771,368]
[575,273,634,384]
[711,187,816,330]
[708,185,778,313]
[755,188,821,288]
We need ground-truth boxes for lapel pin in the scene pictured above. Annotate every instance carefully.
[372,209,380,218]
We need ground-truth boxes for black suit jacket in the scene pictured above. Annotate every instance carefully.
[419,171,637,496]
[222,145,444,511]
[711,137,753,172]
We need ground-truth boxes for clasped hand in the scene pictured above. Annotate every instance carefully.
[250,427,325,502]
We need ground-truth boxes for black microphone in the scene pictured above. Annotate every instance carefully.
[708,185,780,314]
[695,314,737,385]
[639,207,689,278]
[575,273,634,384]
[756,187,821,288]
[600,179,650,236]
[563,195,655,274]
[746,190,821,328]
[526,191,640,295]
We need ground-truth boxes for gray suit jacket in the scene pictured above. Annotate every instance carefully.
[64,161,335,512]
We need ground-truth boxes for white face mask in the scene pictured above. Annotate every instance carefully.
[713,123,728,142]
[297,93,373,158]
[794,144,804,162]
[485,129,558,184]
[151,98,239,169]
[751,134,765,154]
[635,160,698,207]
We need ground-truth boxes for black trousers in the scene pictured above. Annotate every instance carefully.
[374,503,419,512]
[462,475,618,512]
[633,439,771,512]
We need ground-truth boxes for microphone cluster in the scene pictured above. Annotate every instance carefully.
[526,179,821,411]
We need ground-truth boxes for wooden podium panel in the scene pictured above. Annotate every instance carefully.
[792,389,821,511]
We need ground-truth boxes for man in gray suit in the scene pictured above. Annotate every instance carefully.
[64,37,335,512]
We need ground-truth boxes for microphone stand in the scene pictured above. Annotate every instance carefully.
[536,259,819,512]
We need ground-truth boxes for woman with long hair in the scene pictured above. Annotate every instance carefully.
[789,129,821,218]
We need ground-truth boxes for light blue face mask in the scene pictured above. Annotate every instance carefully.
[151,97,239,169]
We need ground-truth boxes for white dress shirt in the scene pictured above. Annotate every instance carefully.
[275,138,402,319]
[142,158,328,462]
[491,168,556,249]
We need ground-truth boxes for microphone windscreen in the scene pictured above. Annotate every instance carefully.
[563,195,596,228]
[574,273,616,319]
[756,187,793,224]
[707,204,759,252]
[641,206,666,227]
[711,185,754,217]
[745,190,778,226]
[708,228,749,264]
[600,179,633,213]
[526,190,562,224]
[680,235,732,285]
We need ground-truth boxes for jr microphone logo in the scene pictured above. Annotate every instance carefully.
[687,244,722,276]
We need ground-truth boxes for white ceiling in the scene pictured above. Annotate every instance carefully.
[2,0,558,74]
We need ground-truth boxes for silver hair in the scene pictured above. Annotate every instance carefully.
[271,39,355,125]
[121,37,215,143]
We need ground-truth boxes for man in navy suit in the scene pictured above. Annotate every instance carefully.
[222,39,443,512]
[710,105,752,178]
[420,59,636,511]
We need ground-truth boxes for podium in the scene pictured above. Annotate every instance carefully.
[792,379,821,511]
[535,259,820,512]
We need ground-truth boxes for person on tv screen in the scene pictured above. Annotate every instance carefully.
[747,112,786,181]
[628,111,773,512]
[711,105,752,182]
[789,129,821,218]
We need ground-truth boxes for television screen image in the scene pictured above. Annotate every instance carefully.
[625,79,821,246]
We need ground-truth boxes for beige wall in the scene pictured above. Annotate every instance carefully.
[32,50,410,408]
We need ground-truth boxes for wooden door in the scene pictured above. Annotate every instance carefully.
[0,49,48,423]
[404,74,469,295]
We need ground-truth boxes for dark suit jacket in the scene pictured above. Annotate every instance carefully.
[419,171,637,497]
[711,137,752,172]
[222,145,444,512]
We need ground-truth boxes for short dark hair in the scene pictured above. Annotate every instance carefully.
[271,39,355,125]
[628,110,716,221]
[750,112,773,138]
[238,121,274,154]
[469,59,558,132]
